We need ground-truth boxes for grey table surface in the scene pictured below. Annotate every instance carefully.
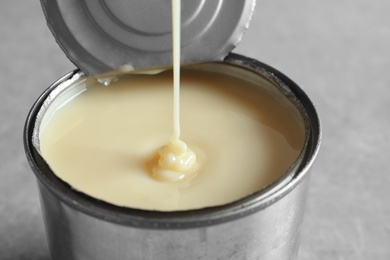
[1,1,389,259]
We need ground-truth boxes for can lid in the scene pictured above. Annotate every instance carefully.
[41,0,256,75]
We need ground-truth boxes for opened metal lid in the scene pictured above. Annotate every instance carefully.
[41,0,256,75]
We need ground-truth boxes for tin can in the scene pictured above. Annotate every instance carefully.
[24,53,321,260]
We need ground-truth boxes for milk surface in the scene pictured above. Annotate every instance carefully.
[39,69,305,211]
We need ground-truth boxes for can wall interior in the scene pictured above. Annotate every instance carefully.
[24,53,321,229]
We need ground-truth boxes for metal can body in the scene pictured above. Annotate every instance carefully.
[24,53,321,260]
[37,178,309,260]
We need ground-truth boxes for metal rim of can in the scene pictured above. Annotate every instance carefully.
[24,53,321,229]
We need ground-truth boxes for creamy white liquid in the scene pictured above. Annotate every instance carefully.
[172,0,181,140]
[152,0,197,182]
[38,0,305,211]
[39,69,305,211]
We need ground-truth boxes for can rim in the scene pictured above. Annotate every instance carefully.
[24,53,321,229]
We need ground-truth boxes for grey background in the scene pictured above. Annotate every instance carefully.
[1,0,389,259]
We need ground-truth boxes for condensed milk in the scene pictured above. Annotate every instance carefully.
[36,0,304,211]
[38,67,305,211]
[153,0,197,183]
